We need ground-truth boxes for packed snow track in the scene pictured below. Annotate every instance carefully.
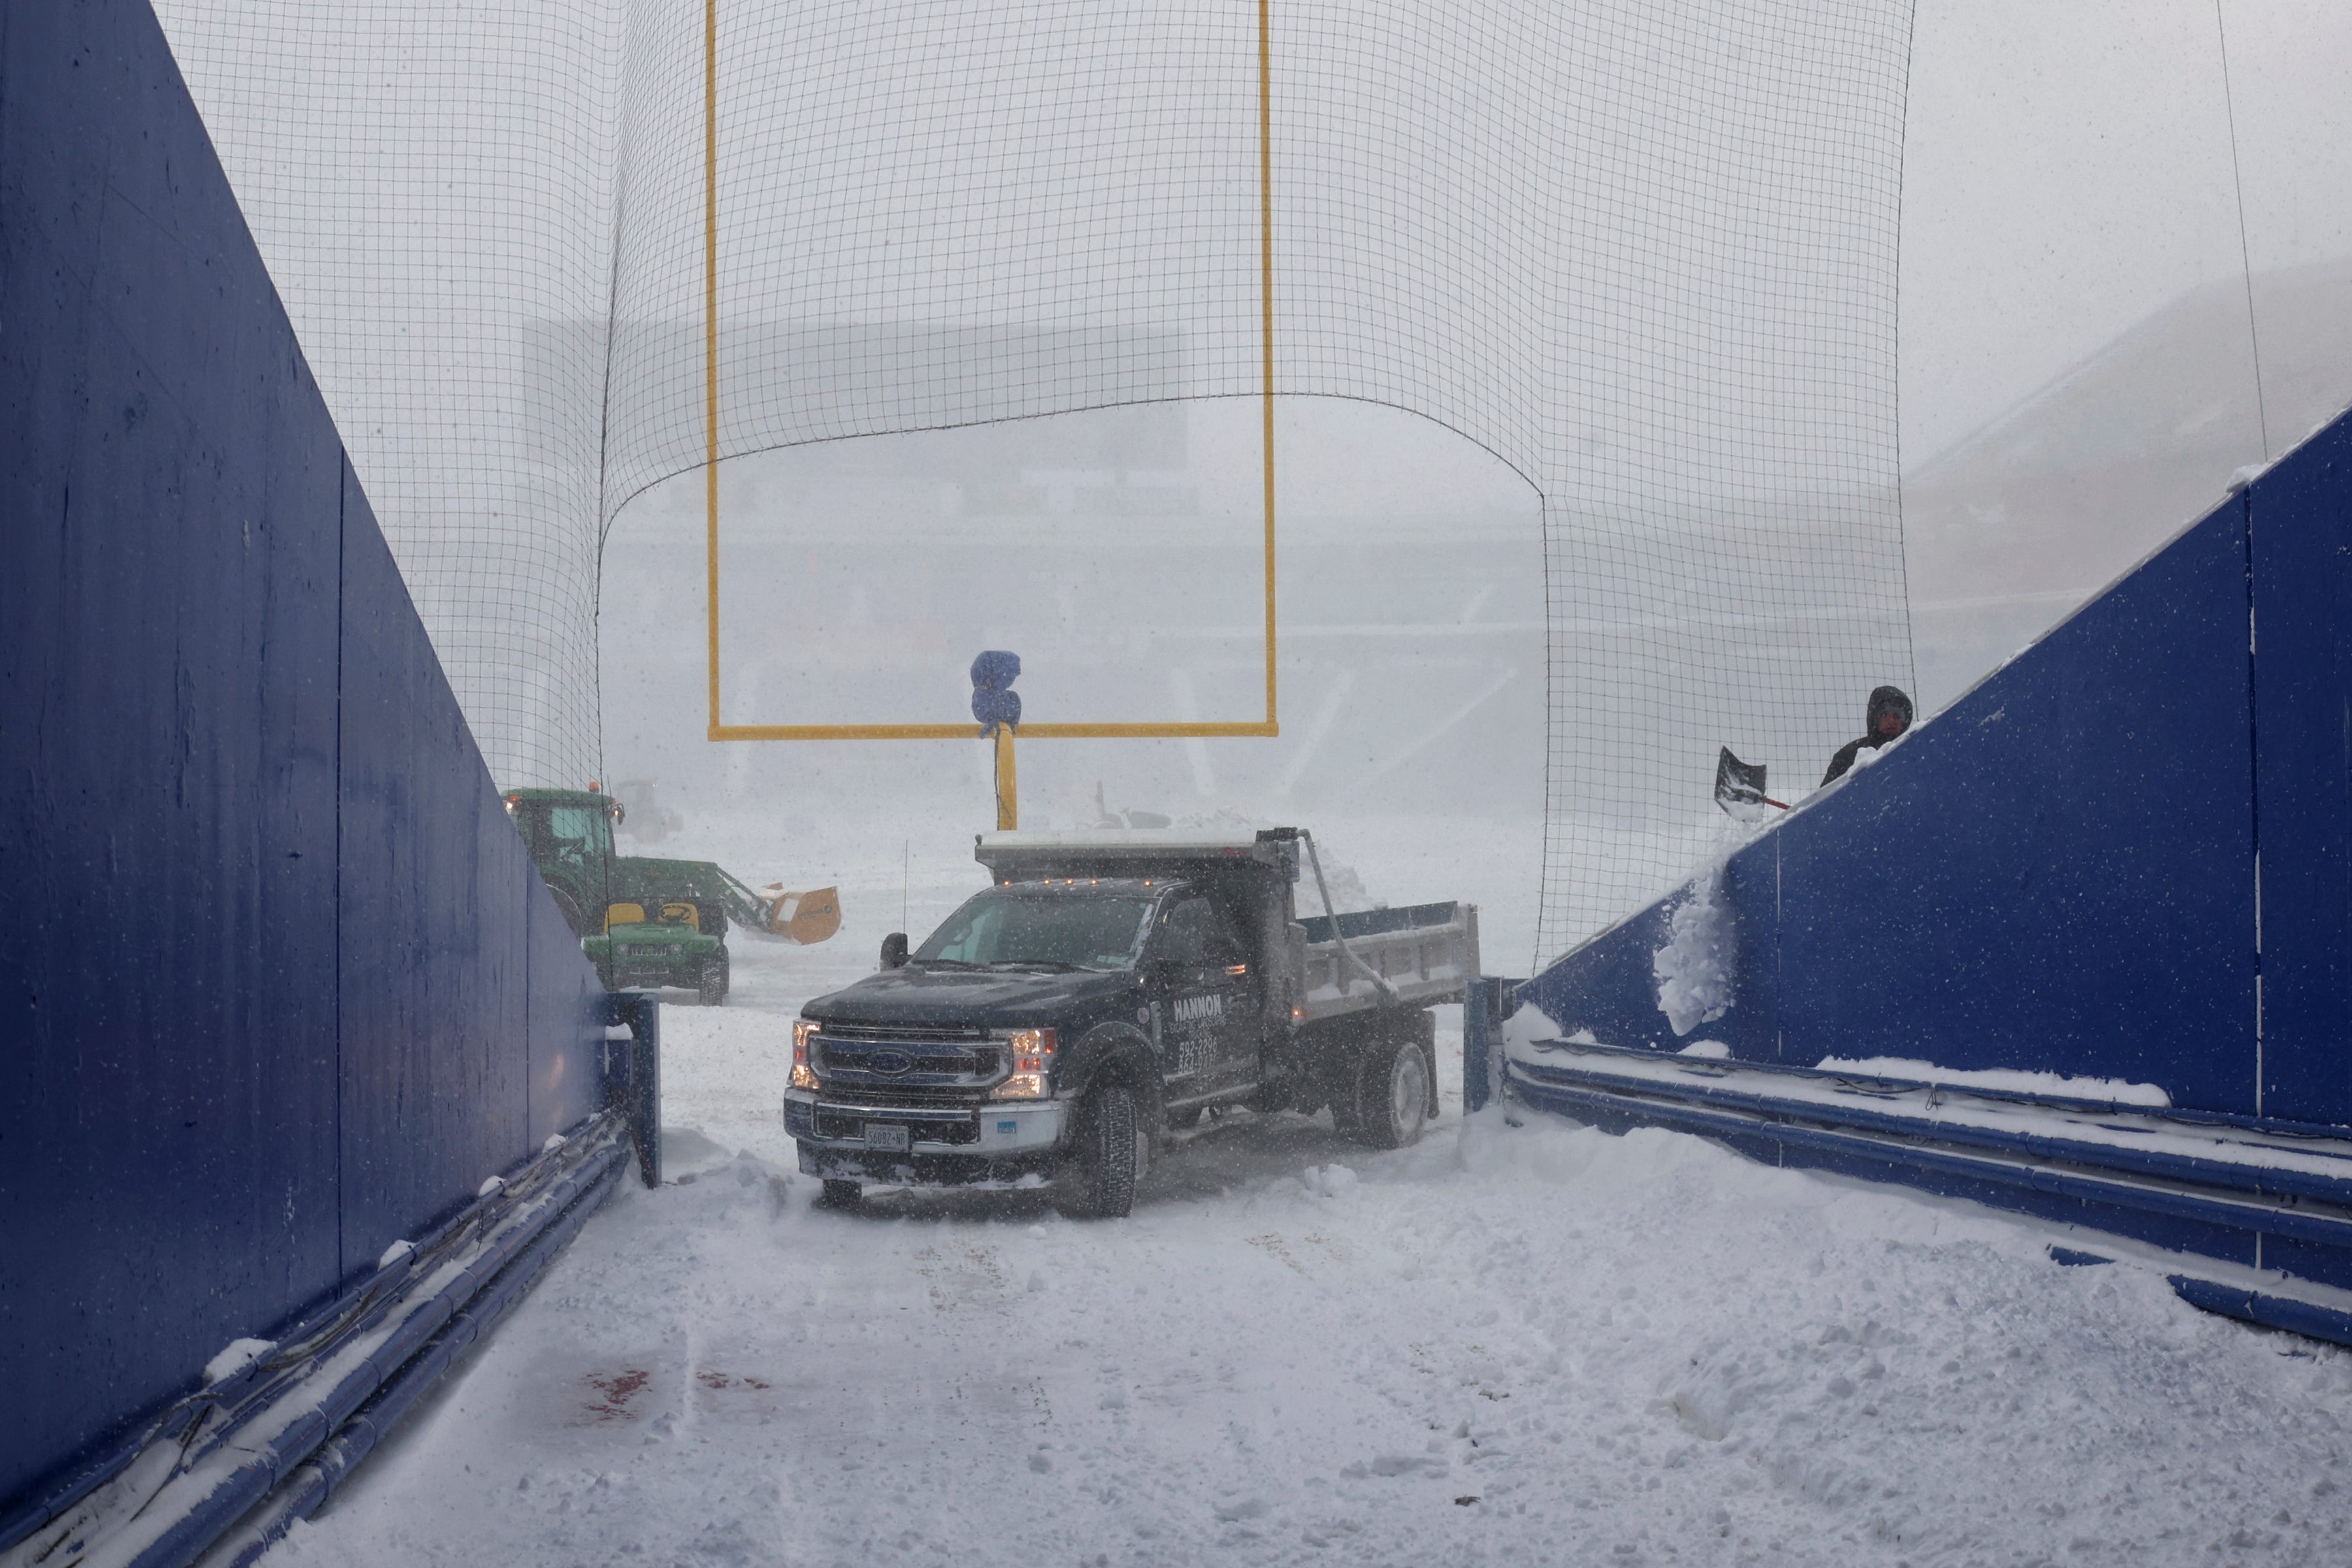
[266,842,2352,1567]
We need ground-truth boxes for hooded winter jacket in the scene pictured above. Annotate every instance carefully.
[1820,685,1915,786]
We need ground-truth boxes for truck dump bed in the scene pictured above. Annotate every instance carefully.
[975,830,1299,881]
[975,828,1478,1024]
[1294,900,1480,1021]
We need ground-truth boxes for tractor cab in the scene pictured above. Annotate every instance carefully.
[503,786,621,937]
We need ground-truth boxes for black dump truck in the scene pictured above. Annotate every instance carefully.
[784,828,1480,1217]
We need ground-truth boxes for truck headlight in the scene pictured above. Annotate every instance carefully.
[790,1020,818,1090]
[990,1027,1056,1100]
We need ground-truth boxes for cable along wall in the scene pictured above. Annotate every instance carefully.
[156,0,1914,960]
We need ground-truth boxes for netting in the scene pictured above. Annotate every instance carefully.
[154,3,622,794]
[156,0,1914,964]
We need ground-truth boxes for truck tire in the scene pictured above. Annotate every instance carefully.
[698,953,728,1006]
[1347,1026,1433,1150]
[1056,1081,1139,1219]
[817,1178,862,1209]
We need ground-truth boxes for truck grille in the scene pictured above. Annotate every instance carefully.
[815,1081,991,1107]
[817,1021,987,1044]
[812,1022,1004,1099]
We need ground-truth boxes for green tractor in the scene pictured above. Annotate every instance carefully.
[502,786,841,1004]
[502,786,729,1003]
[586,895,730,1005]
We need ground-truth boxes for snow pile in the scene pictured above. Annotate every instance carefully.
[272,1092,2352,1568]
[1652,868,1734,1036]
[1816,1055,2172,1107]
[1676,1039,1732,1059]
[202,1338,273,1386]
[245,828,2350,1567]
[1502,1003,1608,1059]
[1500,1000,1561,1051]
[1293,850,1377,919]
[1298,1163,1360,1200]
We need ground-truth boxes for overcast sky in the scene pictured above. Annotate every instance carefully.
[1902,0,2351,462]
[1186,0,2352,522]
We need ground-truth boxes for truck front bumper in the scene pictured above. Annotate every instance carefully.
[783,1089,1068,1186]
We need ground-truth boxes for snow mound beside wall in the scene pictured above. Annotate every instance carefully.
[1653,870,1734,1036]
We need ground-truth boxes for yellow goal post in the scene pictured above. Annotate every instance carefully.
[699,0,1281,746]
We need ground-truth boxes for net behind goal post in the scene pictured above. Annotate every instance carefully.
[155,0,1916,965]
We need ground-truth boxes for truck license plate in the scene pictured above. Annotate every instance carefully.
[864,1123,911,1152]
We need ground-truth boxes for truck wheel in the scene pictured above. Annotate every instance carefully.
[1056,1082,1139,1219]
[1349,1031,1432,1150]
[698,955,728,1006]
[817,1179,862,1209]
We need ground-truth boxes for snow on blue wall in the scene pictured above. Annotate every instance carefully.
[0,0,606,1512]
[1523,406,2352,1123]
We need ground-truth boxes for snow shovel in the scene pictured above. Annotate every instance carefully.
[1714,747,1788,819]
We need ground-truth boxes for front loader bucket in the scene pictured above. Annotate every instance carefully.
[762,886,841,945]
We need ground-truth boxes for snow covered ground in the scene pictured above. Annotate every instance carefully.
[269,825,2352,1567]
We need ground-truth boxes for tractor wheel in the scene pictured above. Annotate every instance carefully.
[1056,1081,1139,1220]
[698,954,729,1006]
[551,887,593,939]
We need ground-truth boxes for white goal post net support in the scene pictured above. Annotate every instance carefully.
[157,0,1915,964]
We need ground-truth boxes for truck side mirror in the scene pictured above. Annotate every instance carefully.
[880,932,909,970]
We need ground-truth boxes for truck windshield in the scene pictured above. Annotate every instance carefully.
[915,890,1154,970]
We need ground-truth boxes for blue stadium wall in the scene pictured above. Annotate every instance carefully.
[0,0,608,1512]
[1507,402,2352,1303]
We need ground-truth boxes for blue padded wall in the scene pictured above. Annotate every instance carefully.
[531,872,610,1149]
[1774,498,2259,1107]
[0,0,606,1511]
[1524,406,2352,1125]
[2247,418,2352,1128]
[335,466,536,1266]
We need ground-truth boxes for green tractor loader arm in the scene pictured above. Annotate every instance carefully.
[615,857,840,945]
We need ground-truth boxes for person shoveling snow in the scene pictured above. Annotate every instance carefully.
[1820,683,1914,785]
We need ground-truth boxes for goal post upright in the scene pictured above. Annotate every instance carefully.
[702,0,723,744]
[1258,0,1277,740]
[700,0,1280,746]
